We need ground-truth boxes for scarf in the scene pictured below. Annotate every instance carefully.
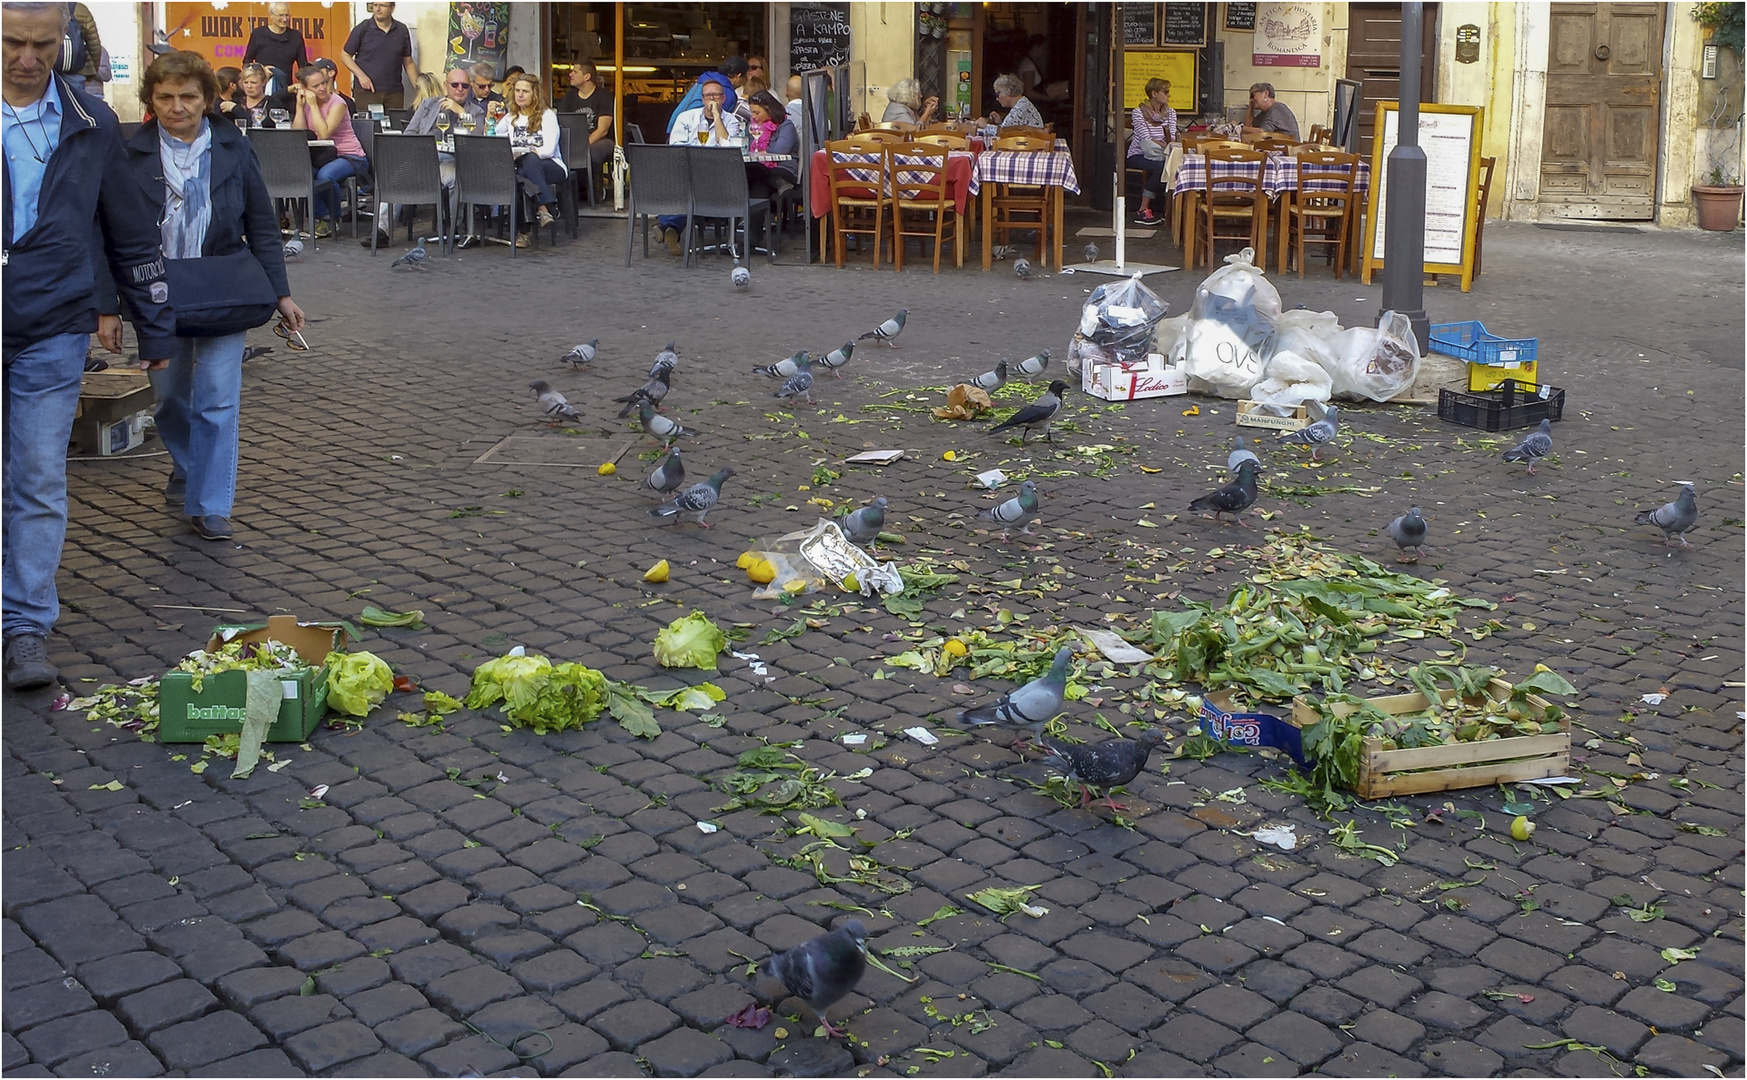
[749,118,777,152]
[159,119,213,260]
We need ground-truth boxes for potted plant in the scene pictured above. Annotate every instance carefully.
[1692,2,1744,230]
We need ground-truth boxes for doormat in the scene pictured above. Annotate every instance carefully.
[473,436,640,467]
[1077,226,1159,239]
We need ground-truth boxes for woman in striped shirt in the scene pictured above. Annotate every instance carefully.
[1127,78,1178,226]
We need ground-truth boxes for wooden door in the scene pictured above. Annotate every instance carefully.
[1538,3,1662,219]
[1344,4,1439,163]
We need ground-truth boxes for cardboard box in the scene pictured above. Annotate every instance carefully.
[158,615,352,743]
[1235,399,1312,432]
[1288,679,1567,798]
[1468,359,1539,392]
[1081,353,1187,401]
[72,371,155,456]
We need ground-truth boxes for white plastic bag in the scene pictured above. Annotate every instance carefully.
[1181,249,1280,398]
[1324,310,1421,401]
[1071,273,1169,375]
[1250,348,1334,408]
[1252,309,1340,406]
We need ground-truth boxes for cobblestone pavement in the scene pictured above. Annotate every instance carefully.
[4,216,1742,1079]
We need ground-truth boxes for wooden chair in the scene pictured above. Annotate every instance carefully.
[1306,124,1333,146]
[876,120,917,133]
[1244,131,1296,154]
[1197,139,1248,152]
[1278,150,1359,279]
[1474,156,1496,277]
[825,147,889,268]
[988,135,1052,261]
[887,143,962,272]
[921,122,973,136]
[1197,145,1268,269]
[855,130,904,146]
[855,111,873,130]
[999,125,1050,141]
[914,132,969,150]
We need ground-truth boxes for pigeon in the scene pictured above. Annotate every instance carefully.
[974,479,1040,541]
[841,497,887,548]
[1040,729,1165,812]
[1228,435,1260,475]
[1634,482,1698,547]
[615,367,672,417]
[1013,349,1050,381]
[1014,257,1032,280]
[561,339,598,370]
[639,401,692,448]
[649,342,679,379]
[731,264,751,290]
[640,448,685,500]
[956,645,1073,751]
[1278,404,1340,460]
[752,350,808,379]
[282,238,303,261]
[528,380,581,422]
[968,359,1008,392]
[390,240,428,270]
[1501,418,1553,475]
[1385,506,1427,562]
[989,380,1067,444]
[858,309,907,347]
[1083,242,1099,265]
[757,919,868,1040]
[650,467,734,528]
[1189,460,1260,527]
[816,341,854,379]
[774,356,814,406]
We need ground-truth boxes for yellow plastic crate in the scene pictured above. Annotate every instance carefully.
[1468,359,1539,392]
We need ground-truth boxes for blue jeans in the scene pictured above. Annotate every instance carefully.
[1128,154,1167,200]
[314,155,367,220]
[516,155,565,216]
[2,332,89,638]
[149,332,247,519]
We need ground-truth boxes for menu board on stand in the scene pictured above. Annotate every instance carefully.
[791,2,852,71]
[1362,102,1484,293]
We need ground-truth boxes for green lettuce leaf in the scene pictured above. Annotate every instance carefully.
[323,650,394,717]
[653,612,728,671]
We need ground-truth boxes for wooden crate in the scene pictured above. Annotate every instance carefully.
[1235,400,1311,432]
[1289,679,1568,798]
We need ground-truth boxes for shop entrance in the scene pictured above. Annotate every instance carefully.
[1344,3,1439,162]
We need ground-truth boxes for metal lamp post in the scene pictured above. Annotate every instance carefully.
[1379,2,1431,346]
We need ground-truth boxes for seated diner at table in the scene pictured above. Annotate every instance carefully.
[745,90,798,201]
[406,64,483,188]
[498,72,565,246]
[989,73,1044,130]
[658,74,746,256]
[881,77,938,127]
[1244,82,1300,141]
[1127,77,1176,227]
[290,64,368,239]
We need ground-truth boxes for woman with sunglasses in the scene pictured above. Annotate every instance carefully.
[108,51,306,541]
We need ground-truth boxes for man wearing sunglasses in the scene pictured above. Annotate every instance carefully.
[469,62,503,112]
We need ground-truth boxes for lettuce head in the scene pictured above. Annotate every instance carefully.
[466,652,610,734]
[653,612,728,671]
[324,650,394,717]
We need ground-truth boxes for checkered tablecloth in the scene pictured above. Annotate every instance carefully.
[967,147,1081,196]
[744,151,794,164]
[1172,152,1370,198]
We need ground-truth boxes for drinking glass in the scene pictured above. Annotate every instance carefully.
[697,128,711,145]
[269,108,290,126]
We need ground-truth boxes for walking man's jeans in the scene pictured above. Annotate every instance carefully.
[2,333,90,639]
[150,332,247,519]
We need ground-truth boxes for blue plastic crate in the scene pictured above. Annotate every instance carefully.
[1428,321,1538,367]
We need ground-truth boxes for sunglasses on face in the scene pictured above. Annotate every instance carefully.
[472,82,492,90]
[448,80,467,87]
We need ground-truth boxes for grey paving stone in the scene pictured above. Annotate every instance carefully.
[588,999,681,1051]
[15,1010,130,1066]
[185,1047,300,1077]
[2,975,95,1029]
[50,1039,167,1078]
[145,1009,268,1071]
[115,978,220,1035]
[282,1019,381,1072]
[214,965,310,1010]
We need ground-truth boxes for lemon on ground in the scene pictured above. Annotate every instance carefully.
[747,559,777,584]
[1510,815,1535,841]
[597,462,616,475]
[942,450,957,461]
[736,551,757,569]
[643,560,669,583]
[943,638,968,657]
[783,579,806,594]
[841,571,859,592]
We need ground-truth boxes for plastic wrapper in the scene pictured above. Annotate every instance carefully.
[1251,309,1340,408]
[1181,249,1281,398]
[1072,273,1169,370]
[748,520,902,600]
[1323,310,1421,401]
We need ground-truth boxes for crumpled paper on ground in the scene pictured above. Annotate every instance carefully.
[933,384,993,420]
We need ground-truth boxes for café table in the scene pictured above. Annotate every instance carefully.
[1170,150,1371,272]
[965,138,1079,270]
[807,147,977,221]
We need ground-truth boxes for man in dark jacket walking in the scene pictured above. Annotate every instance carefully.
[2,2,175,691]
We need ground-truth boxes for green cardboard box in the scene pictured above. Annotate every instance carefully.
[158,615,352,743]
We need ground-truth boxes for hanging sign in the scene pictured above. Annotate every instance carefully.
[1253,3,1321,67]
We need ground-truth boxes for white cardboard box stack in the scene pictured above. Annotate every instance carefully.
[1081,353,1188,401]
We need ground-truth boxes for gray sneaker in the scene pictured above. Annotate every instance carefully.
[192,515,233,541]
[4,633,57,691]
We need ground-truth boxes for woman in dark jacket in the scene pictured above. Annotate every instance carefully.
[122,51,305,542]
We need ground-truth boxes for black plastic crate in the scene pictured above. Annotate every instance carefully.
[1437,379,1565,432]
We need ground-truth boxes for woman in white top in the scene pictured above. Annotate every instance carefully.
[1127,78,1177,227]
[498,73,565,246]
[881,77,938,127]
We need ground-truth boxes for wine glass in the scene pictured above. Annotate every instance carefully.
[435,110,451,146]
[269,107,289,127]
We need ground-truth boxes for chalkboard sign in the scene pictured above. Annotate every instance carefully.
[1224,2,1257,31]
[1162,2,1207,45]
[790,2,851,72]
[1123,3,1156,47]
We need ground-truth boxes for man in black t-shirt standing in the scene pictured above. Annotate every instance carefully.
[559,60,615,173]
[342,1,416,110]
[243,2,307,97]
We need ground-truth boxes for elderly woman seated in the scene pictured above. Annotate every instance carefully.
[989,73,1045,130]
[882,77,938,127]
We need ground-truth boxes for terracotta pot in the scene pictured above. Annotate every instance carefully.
[1691,184,1744,231]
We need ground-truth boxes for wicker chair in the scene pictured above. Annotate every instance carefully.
[365,133,450,256]
[624,143,692,265]
[452,133,557,254]
[687,148,774,265]
[246,128,323,247]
